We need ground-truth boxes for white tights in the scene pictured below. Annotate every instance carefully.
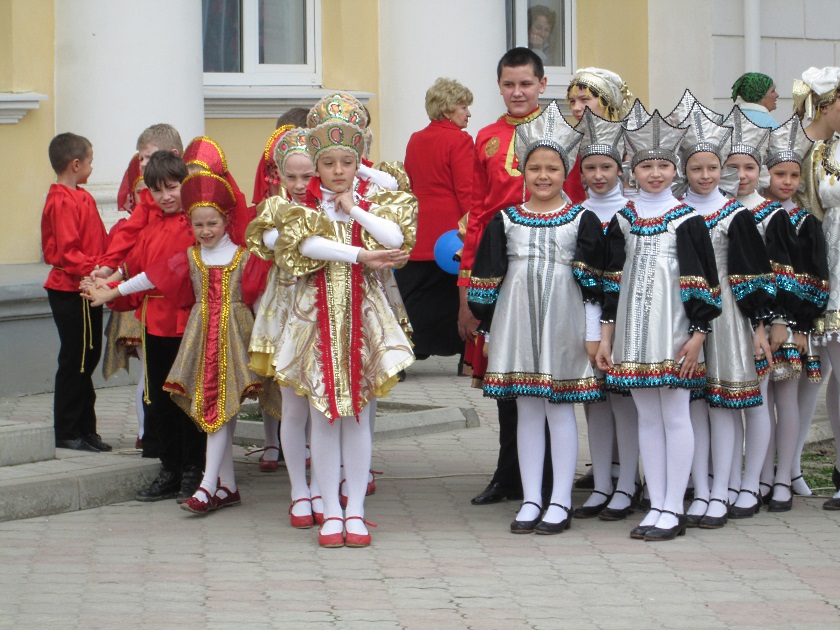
[310,402,373,536]
[261,410,280,462]
[195,418,237,502]
[761,379,800,503]
[606,394,639,510]
[688,401,735,517]
[514,397,578,524]
[732,379,771,508]
[632,388,692,530]
[279,386,319,517]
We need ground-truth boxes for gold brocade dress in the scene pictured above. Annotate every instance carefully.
[102,309,142,380]
[255,194,417,421]
[164,245,262,433]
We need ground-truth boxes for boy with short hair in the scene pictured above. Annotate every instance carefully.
[458,47,548,505]
[41,132,111,452]
[94,150,205,501]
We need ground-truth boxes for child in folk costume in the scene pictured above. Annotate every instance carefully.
[248,127,324,528]
[468,102,605,534]
[596,110,722,541]
[724,108,804,513]
[571,108,640,522]
[674,103,775,527]
[759,117,828,508]
[793,67,840,511]
[257,94,416,547]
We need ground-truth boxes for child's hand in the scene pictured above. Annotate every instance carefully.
[753,324,774,372]
[769,322,788,353]
[82,285,118,308]
[356,248,409,270]
[677,331,705,379]
[90,265,114,280]
[585,341,599,368]
[333,191,355,215]
[793,332,808,355]
[595,339,613,371]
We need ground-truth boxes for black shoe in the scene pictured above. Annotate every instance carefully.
[83,433,112,452]
[574,469,594,489]
[573,490,610,519]
[644,511,687,541]
[176,466,204,504]
[598,499,635,521]
[472,482,514,505]
[728,490,761,519]
[759,482,773,506]
[56,437,100,453]
[698,498,728,529]
[630,508,661,539]
[823,497,840,510]
[397,370,407,382]
[136,469,180,502]
[767,483,793,512]
[833,466,840,491]
[510,501,542,534]
[685,498,708,528]
[535,503,571,534]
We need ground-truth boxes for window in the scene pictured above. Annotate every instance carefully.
[506,0,575,87]
[202,0,321,86]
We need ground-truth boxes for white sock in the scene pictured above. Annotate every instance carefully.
[729,414,744,503]
[688,400,711,516]
[543,401,578,523]
[741,379,771,497]
[708,408,737,517]
[631,389,666,515]
[583,400,614,507]
[309,405,343,535]
[197,423,229,501]
[608,393,639,510]
[217,417,237,497]
[279,386,311,514]
[770,379,799,503]
[515,397,547,522]
[341,404,373,536]
[793,368,821,494]
[658,388,693,528]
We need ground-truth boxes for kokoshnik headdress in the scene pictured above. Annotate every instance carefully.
[513,100,582,175]
[180,171,237,217]
[680,106,733,165]
[569,67,635,120]
[183,136,229,176]
[622,109,687,170]
[273,127,310,174]
[305,93,367,164]
[621,99,652,132]
[665,88,725,127]
[116,153,143,212]
[577,106,624,166]
[765,115,814,169]
[724,106,771,165]
[307,92,369,129]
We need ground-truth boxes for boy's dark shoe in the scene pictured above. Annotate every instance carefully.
[84,433,112,452]
[471,482,522,505]
[136,469,180,502]
[56,437,100,453]
[176,466,204,504]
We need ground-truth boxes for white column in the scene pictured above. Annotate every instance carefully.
[54,0,205,224]
[743,0,761,71]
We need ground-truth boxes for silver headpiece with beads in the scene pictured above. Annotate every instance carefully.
[679,106,733,165]
[622,98,652,132]
[724,106,770,165]
[577,106,624,165]
[623,109,687,170]
[765,115,814,169]
[514,100,582,175]
[665,89,725,127]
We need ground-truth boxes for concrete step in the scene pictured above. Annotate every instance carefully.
[0,419,55,466]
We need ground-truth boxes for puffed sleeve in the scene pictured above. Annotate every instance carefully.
[727,208,775,326]
[573,209,605,304]
[373,160,412,193]
[600,214,627,323]
[273,204,333,276]
[467,212,507,327]
[245,197,287,261]
[764,207,804,328]
[359,189,418,257]
[676,215,722,332]
[793,212,829,332]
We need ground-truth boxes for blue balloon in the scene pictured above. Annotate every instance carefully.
[433,229,463,275]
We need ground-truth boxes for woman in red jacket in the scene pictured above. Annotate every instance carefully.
[399,78,475,363]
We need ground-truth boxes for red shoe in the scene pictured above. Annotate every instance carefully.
[311,495,324,525]
[256,446,281,472]
[180,487,214,515]
[318,517,345,548]
[134,437,143,450]
[344,516,376,548]
[339,480,348,509]
[289,498,315,529]
[211,486,241,511]
[367,469,382,496]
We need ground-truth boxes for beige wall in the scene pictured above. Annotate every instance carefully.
[576,0,649,106]
[205,0,382,203]
[0,0,56,264]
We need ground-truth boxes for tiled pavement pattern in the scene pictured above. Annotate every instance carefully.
[1,356,839,629]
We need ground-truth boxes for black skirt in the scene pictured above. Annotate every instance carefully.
[394,260,463,358]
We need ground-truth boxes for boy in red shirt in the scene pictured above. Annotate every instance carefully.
[41,132,111,452]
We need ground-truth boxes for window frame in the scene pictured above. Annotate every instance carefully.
[203,0,322,87]
[508,0,575,88]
